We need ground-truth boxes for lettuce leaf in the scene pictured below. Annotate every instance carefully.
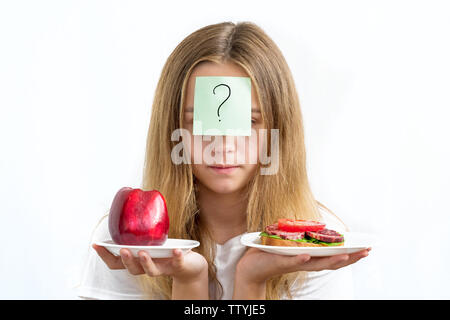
[259,232,344,246]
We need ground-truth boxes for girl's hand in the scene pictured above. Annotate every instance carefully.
[233,247,370,299]
[92,244,208,283]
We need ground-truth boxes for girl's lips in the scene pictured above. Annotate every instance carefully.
[208,165,240,174]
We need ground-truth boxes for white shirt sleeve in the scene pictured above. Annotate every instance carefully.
[286,208,355,300]
[74,215,147,300]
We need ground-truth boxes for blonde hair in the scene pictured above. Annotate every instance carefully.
[139,21,328,299]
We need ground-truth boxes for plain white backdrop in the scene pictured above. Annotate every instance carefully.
[1,0,449,299]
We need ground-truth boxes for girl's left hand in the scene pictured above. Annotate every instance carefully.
[235,247,370,285]
[92,244,207,283]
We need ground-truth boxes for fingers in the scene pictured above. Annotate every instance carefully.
[172,249,184,269]
[287,254,341,272]
[301,254,348,271]
[301,248,370,271]
[296,253,312,264]
[273,247,371,273]
[138,251,161,276]
[329,249,370,270]
[92,244,124,270]
[273,254,312,274]
[138,249,183,277]
[92,245,188,277]
[287,254,312,273]
[120,249,145,275]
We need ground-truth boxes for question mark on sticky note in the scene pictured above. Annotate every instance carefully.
[213,83,231,122]
[193,76,251,136]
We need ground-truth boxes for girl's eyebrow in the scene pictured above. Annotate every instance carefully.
[252,108,261,113]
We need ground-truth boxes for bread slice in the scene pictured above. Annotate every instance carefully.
[261,235,344,247]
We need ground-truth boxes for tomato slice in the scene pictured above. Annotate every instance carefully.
[277,219,326,232]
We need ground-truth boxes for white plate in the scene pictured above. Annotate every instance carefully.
[240,232,374,257]
[94,239,200,258]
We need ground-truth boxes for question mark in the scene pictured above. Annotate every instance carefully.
[213,83,231,122]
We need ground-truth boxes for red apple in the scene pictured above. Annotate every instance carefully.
[108,187,169,245]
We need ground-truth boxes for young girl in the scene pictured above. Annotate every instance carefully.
[77,21,370,300]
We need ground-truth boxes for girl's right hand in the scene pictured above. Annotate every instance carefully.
[92,244,208,283]
[236,247,370,284]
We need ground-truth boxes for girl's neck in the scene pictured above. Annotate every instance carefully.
[196,183,248,245]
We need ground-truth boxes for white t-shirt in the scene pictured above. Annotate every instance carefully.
[75,208,354,300]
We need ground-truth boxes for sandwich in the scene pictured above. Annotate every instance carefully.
[260,219,344,247]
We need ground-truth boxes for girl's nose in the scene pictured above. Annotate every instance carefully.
[211,136,237,159]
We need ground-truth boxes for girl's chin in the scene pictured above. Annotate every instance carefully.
[203,182,244,195]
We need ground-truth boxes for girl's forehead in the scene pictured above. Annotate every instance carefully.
[190,60,248,77]
[184,64,261,112]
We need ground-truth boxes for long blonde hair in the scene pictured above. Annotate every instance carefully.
[139,21,327,299]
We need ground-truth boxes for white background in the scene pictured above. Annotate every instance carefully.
[1,0,449,299]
